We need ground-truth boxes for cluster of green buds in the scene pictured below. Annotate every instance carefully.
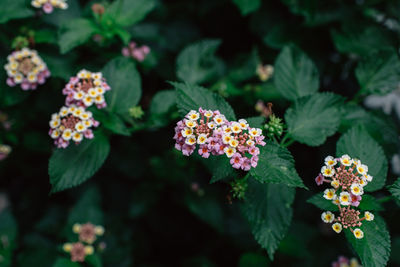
[129,106,144,119]
[230,177,248,200]
[264,114,283,139]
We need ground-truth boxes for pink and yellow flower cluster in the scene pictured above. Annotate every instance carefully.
[316,155,374,239]
[5,48,50,90]
[63,222,105,262]
[174,108,265,171]
[49,70,111,148]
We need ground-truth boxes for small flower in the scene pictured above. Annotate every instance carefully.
[197,134,208,144]
[340,154,353,166]
[181,128,193,137]
[331,179,340,189]
[63,70,111,109]
[364,174,373,182]
[185,135,197,145]
[332,223,342,233]
[224,146,236,158]
[339,192,351,205]
[315,173,324,185]
[353,228,364,239]
[214,115,225,125]
[94,226,105,236]
[185,120,197,128]
[321,211,335,223]
[231,122,242,133]
[321,166,335,177]
[350,194,362,207]
[5,48,50,90]
[323,188,335,200]
[0,144,12,161]
[324,155,337,167]
[357,164,368,175]
[256,64,274,82]
[350,183,363,196]
[359,177,368,187]
[73,223,81,233]
[222,134,232,144]
[238,119,248,129]
[230,153,243,169]
[229,139,239,148]
[63,243,72,252]
[364,211,374,221]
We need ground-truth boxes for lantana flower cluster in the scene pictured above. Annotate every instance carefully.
[31,0,68,14]
[49,105,99,148]
[174,108,266,171]
[5,48,50,90]
[316,155,375,239]
[49,69,111,148]
[62,70,111,109]
[63,222,105,262]
[122,41,150,62]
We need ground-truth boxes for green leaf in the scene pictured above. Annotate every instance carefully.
[232,0,261,16]
[102,57,142,115]
[49,132,110,193]
[53,258,81,267]
[91,109,130,136]
[308,193,382,212]
[207,156,235,184]
[245,116,265,129]
[172,81,236,121]
[307,192,338,212]
[86,254,102,267]
[274,45,319,101]
[58,19,98,54]
[388,177,400,202]
[242,178,295,260]
[285,92,343,146]
[149,90,176,127]
[176,39,225,85]
[0,0,34,24]
[358,195,384,212]
[250,141,306,189]
[331,25,394,57]
[356,51,400,95]
[344,215,390,267]
[106,0,157,27]
[336,125,388,192]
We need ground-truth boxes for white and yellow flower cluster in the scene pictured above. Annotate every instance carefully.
[63,70,111,109]
[317,155,375,239]
[5,48,50,90]
[49,105,99,148]
[31,0,68,14]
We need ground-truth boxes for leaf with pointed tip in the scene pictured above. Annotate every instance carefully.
[388,177,400,202]
[176,39,224,85]
[274,45,319,101]
[49,132,110,193]
[336,126,388,192]
[102,57,142,116]
[242,178,295,260]
[250,141,306,189]
[285,92,343,146]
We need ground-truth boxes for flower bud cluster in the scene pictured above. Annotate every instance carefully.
[316,155,374,239]
[5,48,50,90]
[174,108,266,171]
[122,41,150,62]
[331,255,361,267]
[264,114,283,138]
[63,222,105,262]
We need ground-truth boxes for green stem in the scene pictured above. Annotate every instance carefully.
[280,133,289,145]
[282,138,295,148]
